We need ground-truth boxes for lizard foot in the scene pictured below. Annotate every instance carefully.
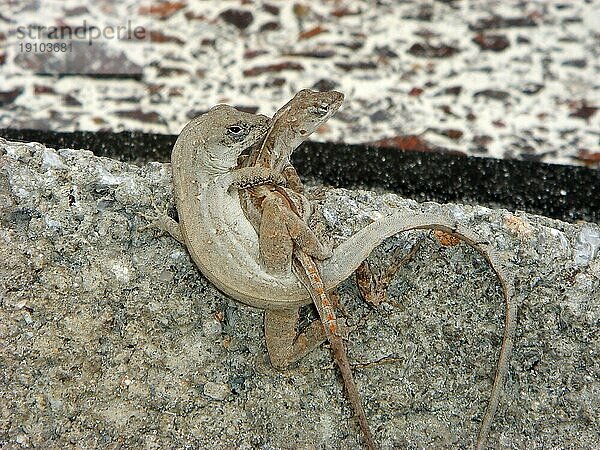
[137,207,183,244]
[356,235,425,306]
[264,308,326,368]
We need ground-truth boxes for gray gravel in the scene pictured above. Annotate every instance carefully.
[0,138,598,449]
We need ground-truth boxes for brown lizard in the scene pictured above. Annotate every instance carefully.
[238,89,377,448]
[238,89,344,274]
[151,100,517,449]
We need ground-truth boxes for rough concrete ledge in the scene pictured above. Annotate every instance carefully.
[0,138,598,449]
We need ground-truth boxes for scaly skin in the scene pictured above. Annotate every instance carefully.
[240,89,376,449]
[167,101,517,450]
[240,89,344,273]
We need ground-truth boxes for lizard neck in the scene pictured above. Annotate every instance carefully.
[249,102,297,169]
[191,145,238,181]
[257,129,296,171]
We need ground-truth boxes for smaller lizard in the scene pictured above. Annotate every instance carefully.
[240,89,377,448]
[239,89,344,274]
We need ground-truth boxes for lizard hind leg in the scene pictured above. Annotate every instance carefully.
[264,309,326,369]
[266,194,332,261]
[259,193,332,274]
[356,235,425,305]
[259,195,294,274]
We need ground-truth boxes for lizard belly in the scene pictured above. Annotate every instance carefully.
[183,186,311,310]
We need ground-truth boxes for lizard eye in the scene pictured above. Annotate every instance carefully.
[227,125,243,134]
[315,104,329,117]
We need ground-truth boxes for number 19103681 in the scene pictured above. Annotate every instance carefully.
[19,42,73,53]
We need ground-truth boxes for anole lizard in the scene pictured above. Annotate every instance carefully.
[238,89,344,274]
[238,89,377,448]
[155,100,517,450]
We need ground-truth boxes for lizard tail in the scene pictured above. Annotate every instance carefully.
[476,271,517,450]
[321,212,488,287]
[293,250,377,450]
[321,211,517,448]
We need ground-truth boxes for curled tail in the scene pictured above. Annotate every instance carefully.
[321,210,516,448]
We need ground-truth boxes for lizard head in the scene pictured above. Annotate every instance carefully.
[181,105,271,174]
[288,89,344,139]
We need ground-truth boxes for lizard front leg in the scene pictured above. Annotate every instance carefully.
[142,167,287,244]
[282,164,304,193]
[138,206,184,243]
[230,166,287,190]
[264,308,326,368]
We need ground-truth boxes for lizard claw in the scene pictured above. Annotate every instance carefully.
[274,172,288,187]
[137,205,184,244]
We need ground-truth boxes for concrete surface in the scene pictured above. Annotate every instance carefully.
[0,138,598,448]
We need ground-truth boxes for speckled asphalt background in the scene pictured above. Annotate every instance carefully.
[1,0,598,166]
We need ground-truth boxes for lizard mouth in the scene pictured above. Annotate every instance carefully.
[237,144,256,166]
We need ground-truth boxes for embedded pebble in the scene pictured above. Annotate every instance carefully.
[202,319,223,336]
[203,382,230,401]
[574,226,600,267]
